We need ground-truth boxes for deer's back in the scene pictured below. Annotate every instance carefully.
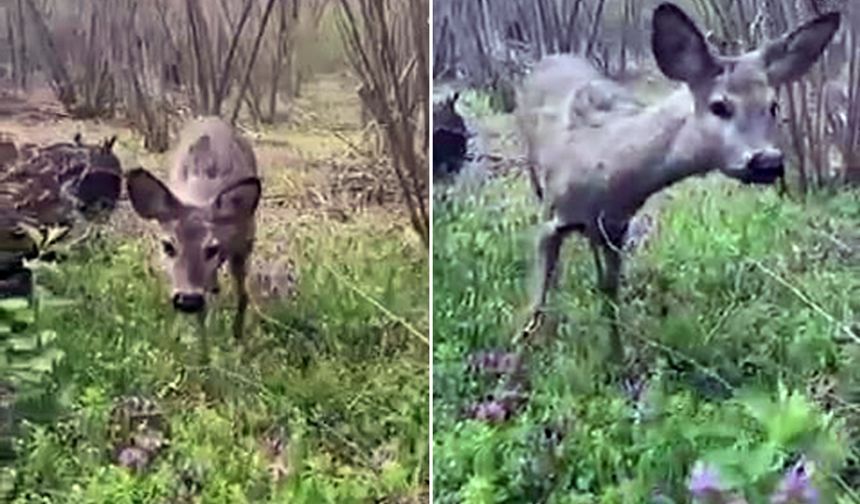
[516,55,642,152]
[169,116,258,207]
[518,55,696,224]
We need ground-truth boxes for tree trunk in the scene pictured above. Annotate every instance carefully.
[213,0,254,115]
[266,0,290,123]
[7,10,18,86]
[186,0,211,113]
[23,0,75,106]
[231,0,278,125]
[586,0,607,60]
[15,0,27,88]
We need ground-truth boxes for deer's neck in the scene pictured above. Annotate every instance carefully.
[613,90,715,216]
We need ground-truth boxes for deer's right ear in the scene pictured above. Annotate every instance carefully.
[126,168,181,222]
[652,3,721,84]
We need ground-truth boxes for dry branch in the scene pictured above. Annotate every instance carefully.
[231,0,279,125]
[338,0,429,247]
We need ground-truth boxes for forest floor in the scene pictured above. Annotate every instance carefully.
[433,85,860,503]
[0,75,429,503]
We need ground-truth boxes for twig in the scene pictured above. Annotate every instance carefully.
[631,329,735,393]
[749,258,860,344]
[316,260,428,346]
[291,106,372,158]
[704,301,738,343]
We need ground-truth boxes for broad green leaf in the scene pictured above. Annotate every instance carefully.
[0,298,28,312]
[7,333,40,352]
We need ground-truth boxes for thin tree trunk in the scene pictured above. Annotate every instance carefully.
[186,0,211,113]
[22,0,75,106]
[16,0,27,88]
[266,0,290,123]
[786,84,809,194]
[231,0,278,125]
[586,0,607,59]
[214,0,254,115]
[7,11,17,86]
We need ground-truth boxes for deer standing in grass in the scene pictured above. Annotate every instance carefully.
[126,117,262,345]
[516,3,840,352]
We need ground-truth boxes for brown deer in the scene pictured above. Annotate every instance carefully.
[126,116,262,342]
[516,3,840,351]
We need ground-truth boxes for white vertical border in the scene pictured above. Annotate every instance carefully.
[426,0,434,500]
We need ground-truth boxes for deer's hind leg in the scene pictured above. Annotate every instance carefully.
[229,253,250,341]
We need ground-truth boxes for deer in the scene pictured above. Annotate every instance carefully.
[515,2,840,354]
[126,116,262,346]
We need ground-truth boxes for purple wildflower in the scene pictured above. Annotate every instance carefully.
[689,461,728,502]
[474,400,507,423]
[770,458,819,504]
[117,446,151,472]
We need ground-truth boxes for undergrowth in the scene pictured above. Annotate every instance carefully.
[4,220,429,503]
[433,174,860,503]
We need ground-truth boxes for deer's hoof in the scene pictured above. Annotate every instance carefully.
[514,309,546,346]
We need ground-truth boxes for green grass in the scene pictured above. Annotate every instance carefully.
[5,220,428,503]
[433,173,860,503]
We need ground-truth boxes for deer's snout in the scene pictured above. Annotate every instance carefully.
[743,151,784,184]
[172,292,205,313]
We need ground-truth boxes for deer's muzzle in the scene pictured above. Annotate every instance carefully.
[741,151,785,185]
[172,292,205,313]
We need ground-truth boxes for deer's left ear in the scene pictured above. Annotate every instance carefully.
[763,12,840,85]
[212,177,261,222]
[652,3,722,84]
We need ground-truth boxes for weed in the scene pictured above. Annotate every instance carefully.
[433,173,860,503]
[4,218,428,503]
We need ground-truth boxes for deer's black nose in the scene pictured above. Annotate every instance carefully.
[173,293,205,313]
[744,151,784,184]
[749,151,784,173]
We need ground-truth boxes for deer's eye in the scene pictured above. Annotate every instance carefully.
[709,100,734,120]
[162,241,176,257]
[203,245,219,261]
[770,100,779,118]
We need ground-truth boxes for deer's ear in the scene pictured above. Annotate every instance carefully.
[212,177,261,222]
[126,168,182,222]
[103,135,118,151]
[763,12,840,86]
[652,3,721,84]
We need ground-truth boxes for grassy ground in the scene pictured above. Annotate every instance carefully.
[1,76,429,503]
[433,117,860,501]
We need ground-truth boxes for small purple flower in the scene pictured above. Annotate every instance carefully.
[770,458,819,504]
[475,400,507,423]
[689,461,727,502]
[117,446,150,472]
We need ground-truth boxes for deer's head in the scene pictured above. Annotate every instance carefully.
[126,168,261,313]
[652,3,840,185]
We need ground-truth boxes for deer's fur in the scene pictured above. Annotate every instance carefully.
[516,3,840,348]
[126,116,262,341]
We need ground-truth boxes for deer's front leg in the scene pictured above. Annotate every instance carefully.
[519,219,570,342]
[533,219,567,312]
[589,236,605,289]
[597,219,627,358]
[597,243,623,358]
[196,310,210,364]
[229,254,249,341]
[527,164,544,201]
